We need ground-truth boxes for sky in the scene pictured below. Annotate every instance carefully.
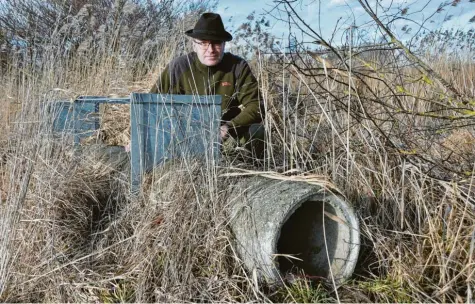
[215,0,475,48]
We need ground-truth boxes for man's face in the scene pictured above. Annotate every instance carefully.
[193,39,225,67]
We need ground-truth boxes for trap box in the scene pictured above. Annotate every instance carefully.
[48,93,222,191]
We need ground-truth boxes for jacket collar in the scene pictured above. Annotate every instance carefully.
[191,52,228,73]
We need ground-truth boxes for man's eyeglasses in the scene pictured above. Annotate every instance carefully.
[193,40,224,49]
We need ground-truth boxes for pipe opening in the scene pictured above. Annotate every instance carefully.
[277,199,344,278]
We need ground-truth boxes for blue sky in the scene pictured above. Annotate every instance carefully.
[215,0,475,47]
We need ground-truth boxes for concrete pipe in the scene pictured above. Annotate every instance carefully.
[229,176,360,284]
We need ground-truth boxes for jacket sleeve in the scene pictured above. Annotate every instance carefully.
[229,62,264,127]
[150,64,171,93]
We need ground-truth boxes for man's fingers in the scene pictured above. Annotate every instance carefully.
[220,125,229,140]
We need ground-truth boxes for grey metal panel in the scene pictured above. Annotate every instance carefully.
[73,101,100,144]
[72,97,132,144]
[51,97,131,142]
[49,102,74,133]
[50,94,222,193]
[130,93,222,191]
[130,94,145,190]
[75,96,131,104]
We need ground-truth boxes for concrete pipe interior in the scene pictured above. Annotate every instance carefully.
[276,195,354,279]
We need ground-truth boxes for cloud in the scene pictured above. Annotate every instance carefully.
[441,10,475,30]
[215,0,475,48]
[329,0,347,6]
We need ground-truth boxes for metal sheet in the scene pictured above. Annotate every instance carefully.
[50,94,221,192]
[130,93,222,190]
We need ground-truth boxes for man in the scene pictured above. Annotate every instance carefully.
[150,12,265,159]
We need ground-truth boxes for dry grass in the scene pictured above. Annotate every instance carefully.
[249,48,475,302]
[2,152,258,302]
[1,11,475,304]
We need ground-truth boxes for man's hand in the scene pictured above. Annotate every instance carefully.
[220,124,229,141]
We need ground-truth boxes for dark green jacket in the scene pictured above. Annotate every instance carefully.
[150,52,263,127]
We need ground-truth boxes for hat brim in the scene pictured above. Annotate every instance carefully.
[185,29,233,42]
